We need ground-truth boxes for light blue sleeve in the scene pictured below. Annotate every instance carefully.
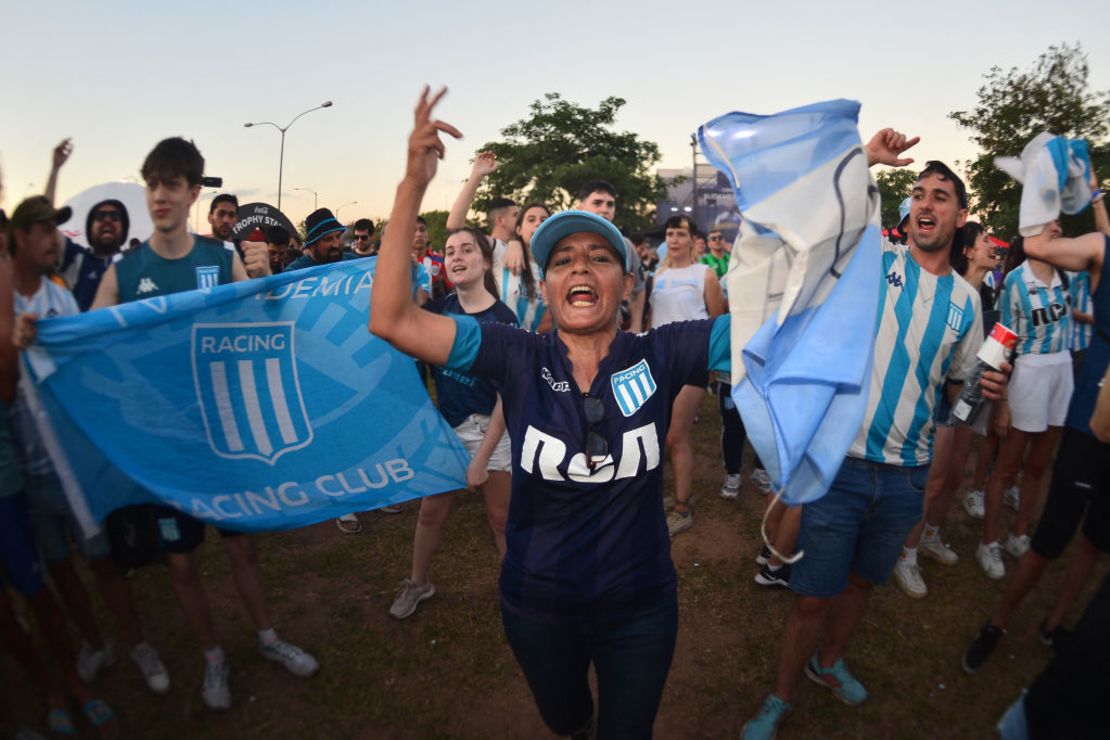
[444,314,482,372]
[415,263,432,296]
[708,314,731,372]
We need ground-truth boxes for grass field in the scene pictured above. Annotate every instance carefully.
[4,392,1106,738]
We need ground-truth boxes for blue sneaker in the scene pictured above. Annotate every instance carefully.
[804,653,868,705]
[741,694,792,740]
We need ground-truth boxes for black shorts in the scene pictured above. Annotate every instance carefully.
[1030,428,1110,559]
[151,505,243,554]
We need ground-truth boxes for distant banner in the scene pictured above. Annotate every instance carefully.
[24,258,470,534]
[231,202,300,243]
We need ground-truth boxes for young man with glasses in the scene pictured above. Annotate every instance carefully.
[700,229,730,279]
[351,218,376,256]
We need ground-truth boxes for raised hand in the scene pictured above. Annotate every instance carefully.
[52,138,73,169]
[865,128,920,168]
[405,86,463,188]
[471,151,498,179]
[241,240,272,278]
[13,312,38,350]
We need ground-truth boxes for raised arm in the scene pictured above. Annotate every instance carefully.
[368,87,463,366]
[446,151,496,231]
[44,138,73,205]
[865,128,919,168]
[1091,170,1109,237]
[1023,230,1104,275]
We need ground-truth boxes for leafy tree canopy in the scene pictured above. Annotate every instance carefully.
[876,169,918,229]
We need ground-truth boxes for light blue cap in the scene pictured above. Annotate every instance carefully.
[898,196,912,225]
[530,210,630,278]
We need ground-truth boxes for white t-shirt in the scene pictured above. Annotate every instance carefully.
[650,262,709,327]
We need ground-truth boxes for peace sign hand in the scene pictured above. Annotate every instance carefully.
[405,86,463,188]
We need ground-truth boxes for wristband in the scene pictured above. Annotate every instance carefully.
[1093,189,1105,203]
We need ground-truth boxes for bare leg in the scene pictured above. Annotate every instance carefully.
[46,557,105,649]
[936,425,976,526]
[88,557,145,647]
[772,594,831,702]
[973,425,999,491]
[769,506,802,567]
[983,430,1029,545]
[482,472,511,559]
[667,385,703,513]
[409,492,455,585]
[1044,536,1101,631]
[166,550,219,649]
[906,426,954,549]
[819,573,873,667]
[1013,427,1062,537]
[990,550,1050,629]
[223,535,272,632]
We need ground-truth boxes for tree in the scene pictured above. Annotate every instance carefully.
[472,94,665,233]
[420,210,449,252]
[875,169,917,229]
[949,43,1110,238]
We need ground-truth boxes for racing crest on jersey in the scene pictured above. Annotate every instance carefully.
[610,359,657,417]
[192,322,312,464]
[946,302,964,332]
[196,265,220,290]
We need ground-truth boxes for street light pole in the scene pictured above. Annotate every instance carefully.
[244,101,333,211]
[336,201,358,221]
[293,187,318,211]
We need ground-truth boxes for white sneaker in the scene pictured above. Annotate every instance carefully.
[202,658,231,710]
[720,474,741,499]
[893,559,927,598]
[1003,487,1020,512]
[260,637,319,678]
[130,643,170,694]
[751,469,772,494]
[77,642,113,683]
[1004,533,1031,558]
[920,536,959,566]
[389,579,436,620]
[976,542,1005,579]
[963,489,986,519]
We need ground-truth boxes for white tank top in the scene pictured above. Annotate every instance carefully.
[651,262,709,327]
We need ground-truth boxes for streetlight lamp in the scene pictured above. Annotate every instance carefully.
[336,201,358,221]
[244,101,333,211]
[293,187,318,211]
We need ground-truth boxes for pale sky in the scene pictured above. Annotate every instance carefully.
[3,0,1108,229]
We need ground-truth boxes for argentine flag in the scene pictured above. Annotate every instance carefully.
[996,132,1093,237]
[698,99,881,505]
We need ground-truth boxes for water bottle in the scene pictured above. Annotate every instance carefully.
[951,323,1018,426]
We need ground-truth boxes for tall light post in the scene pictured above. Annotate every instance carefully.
[293,187,318,211]
[336,201,358,221]
[244,101,333,211]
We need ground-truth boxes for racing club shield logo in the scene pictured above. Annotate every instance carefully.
[191,322,313,464]
[610,359,658,417]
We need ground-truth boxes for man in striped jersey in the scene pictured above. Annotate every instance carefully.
[745,149,1009,738]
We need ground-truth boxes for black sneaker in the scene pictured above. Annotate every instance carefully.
[962,624,1005,674]
[754,562,790,589]
[756,544,772,565]
[1038,620,1073,649]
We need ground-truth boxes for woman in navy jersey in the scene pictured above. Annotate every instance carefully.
[388,227,518,620]
[371,88,731,739]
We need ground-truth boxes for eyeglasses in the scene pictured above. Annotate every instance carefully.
[354,234,371,241]
[583,396,608,472]
[92,210,122,222]
[708,235,724,242]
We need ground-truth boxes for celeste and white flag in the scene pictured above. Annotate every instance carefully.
[995,132,1093,237]
[23,259,470,535]
[698,99,881,505]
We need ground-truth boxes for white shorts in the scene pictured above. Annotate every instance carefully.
[453,414,512,472]
[1008,352,1074,433]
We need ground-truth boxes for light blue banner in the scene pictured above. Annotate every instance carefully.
[25,258,470,533]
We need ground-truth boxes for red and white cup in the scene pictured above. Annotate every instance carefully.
[976,323,1017,369]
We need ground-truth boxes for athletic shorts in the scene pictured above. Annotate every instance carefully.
[790,457,926,598]
[1009,353,1073,433]
[453,414,512,473]
[25,472,110,563]
[151,505,243,555]
[0,493,46,597]
[1031,428,1110,559]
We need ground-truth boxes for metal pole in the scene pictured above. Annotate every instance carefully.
[277,130,286,211]
[690,135,698,227]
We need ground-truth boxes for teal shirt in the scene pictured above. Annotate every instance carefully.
[115,236,235,303]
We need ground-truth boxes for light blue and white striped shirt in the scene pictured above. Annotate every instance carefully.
[1068,270,1092,351]
[492,241,546,332]
[849,241,982,466]
[1000,263,1071,356]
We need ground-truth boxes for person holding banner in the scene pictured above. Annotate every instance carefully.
[371,87,731,739]
[78,137,318,711]
[389,226,517,619]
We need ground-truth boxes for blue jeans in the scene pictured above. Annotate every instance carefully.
[501,597,678,739]
[791,457,927,598]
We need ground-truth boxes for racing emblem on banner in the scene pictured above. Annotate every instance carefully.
[610,359,657,417]
[191,322,313,464]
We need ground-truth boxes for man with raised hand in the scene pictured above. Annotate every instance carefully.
[743,136,1009,739]
[84,137,318,711]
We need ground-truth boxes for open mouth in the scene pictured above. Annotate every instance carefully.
[449,264,468,276]
[916,216,936,236]
[567,284,598,307]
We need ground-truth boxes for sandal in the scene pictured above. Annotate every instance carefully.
[81,699,118,739]
[335,514,362,534]
[47,708,76,736]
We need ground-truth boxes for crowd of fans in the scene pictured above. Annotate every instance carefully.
[1,87,1108,739]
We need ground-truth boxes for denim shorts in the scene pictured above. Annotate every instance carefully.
[25,472,110,563]
[790,457,927,598]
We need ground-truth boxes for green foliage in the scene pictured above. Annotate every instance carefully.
[876,169,918,228]
[420,210,449,252]
[472,93,665,232]
[949,43,1110,238]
